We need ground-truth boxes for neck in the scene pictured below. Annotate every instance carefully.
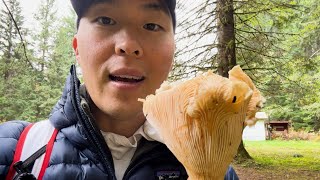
[91,105,146,138]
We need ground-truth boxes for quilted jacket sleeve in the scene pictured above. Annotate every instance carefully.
[0,121,29,179]
[224,166,239,180]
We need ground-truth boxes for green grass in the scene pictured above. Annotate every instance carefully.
[243,140,320,171]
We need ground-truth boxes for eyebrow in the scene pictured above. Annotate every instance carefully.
[141,2,170,15]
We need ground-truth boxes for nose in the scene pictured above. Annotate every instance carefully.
[115,31,143,58]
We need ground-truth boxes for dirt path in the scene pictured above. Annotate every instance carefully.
[233,165,320,180]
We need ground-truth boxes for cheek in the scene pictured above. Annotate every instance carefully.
[77,25,114,67]
[159,42,175,75]
[78,39,105,65]
[147,40,174,91]
[151,40,175,70]
[77,37,114,78]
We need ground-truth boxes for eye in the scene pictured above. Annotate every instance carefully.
[96,16,116,26]
[143,23,163,31]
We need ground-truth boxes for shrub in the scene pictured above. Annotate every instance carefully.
[271,128,320,141]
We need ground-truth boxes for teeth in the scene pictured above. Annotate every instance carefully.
[115,75,143,80]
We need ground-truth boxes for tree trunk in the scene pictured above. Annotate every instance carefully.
[216,0,236,78]
[234,140,252,162]
[216,0,252,161]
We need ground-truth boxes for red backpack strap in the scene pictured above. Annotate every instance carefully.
[6,120,58,180]
[6,123,34,180]
[38,128,58,180]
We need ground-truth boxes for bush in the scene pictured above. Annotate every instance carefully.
[271,128,320,141]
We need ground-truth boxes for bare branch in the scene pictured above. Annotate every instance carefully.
[308,48,320,60]
[2,0,34,69]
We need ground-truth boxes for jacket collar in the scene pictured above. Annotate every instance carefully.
[48,65,178,179]
[49,65,80,129]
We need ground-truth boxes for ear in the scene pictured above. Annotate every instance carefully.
[72,36,80,62]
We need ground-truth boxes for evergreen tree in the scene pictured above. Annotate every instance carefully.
[45,12,77,116]
[33,0,57,72]
[0,0,76,122]
[27,0,58,120]
[0,0,33,121]
[0,0,25,81]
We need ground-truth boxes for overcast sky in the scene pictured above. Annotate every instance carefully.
[20,0,73,27]
[0,0,73,29]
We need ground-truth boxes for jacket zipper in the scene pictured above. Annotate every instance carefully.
[70,65,116,180]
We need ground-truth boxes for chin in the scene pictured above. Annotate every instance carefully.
[104,101,143,116]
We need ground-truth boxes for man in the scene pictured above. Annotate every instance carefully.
[0,0,239,179]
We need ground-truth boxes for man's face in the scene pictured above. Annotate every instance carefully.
[73,0,175,123]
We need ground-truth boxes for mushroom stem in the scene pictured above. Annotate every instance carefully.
[187,171,225,180]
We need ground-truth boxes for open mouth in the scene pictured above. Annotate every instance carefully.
[109,74,145,83]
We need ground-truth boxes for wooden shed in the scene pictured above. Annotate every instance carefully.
[266,121,290,132]
[265,120,291,140]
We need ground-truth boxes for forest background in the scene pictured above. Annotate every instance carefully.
[0,0,320,134]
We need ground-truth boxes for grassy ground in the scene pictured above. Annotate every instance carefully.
[233,140,320,179]
[244,140,320,170]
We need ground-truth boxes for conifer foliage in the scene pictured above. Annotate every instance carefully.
[0,0,75,122]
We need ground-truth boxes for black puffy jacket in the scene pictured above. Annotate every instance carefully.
[0,65,239,180]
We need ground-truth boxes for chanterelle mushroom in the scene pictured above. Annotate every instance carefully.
[139,69,253,180]
[229,65,266,126]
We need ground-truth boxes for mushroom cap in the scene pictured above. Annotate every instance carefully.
[229,66,266,127]
[140,70,253,179]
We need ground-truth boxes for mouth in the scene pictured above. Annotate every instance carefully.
[109,74,145,83]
